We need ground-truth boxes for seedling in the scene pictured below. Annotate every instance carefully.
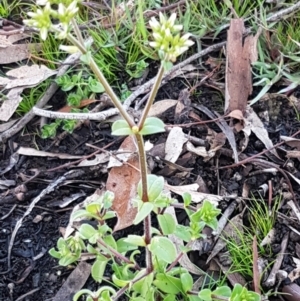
[25,1,260,300]
[225,196,280,284]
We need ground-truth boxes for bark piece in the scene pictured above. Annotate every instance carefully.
[225,19,257,114]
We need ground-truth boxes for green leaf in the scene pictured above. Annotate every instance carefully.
[147,175,164,202]
[116,238,138,254]
[139,117,165,135]
[163,296,176,301]
[213,286,231,297]
[183,192,192,207]
[78,224,97,239]
[112,273,130,287]
[88,77,105,93]
[137,175,164,202]
[174,225,192,242]
[112,120,133,136]
[134,202,154,225]
[86,202,101,215]
[80,51,92,65]
[103,191,114,208]
[49,248,61,259]
[103,211,116,220]
[157,213,176,235]
[92,258,108,283]
[198,289,212,301]
[162,60,173,71]
[180,272,193,293]
[148,236,177,263]
[124,235,146,246]
[67,92,81,106]
[132,269,154,296]
[73,289,94,301]
[103,234,117,250]
[58,254,79,266]
[71,209,97,221]
[153,273,182,294]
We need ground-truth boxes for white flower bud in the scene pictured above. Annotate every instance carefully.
[40,27,48,40]
[159,12,166,24]
[59,45,79,53]
[37,0,49,5]
[167,13,176,28]
[149,17,160,31]
[153,32,163,42]
[58,3,66,17]
[173,24,183,32]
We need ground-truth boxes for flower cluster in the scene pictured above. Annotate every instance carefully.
[23,0,80,40]
[149,13,194,62]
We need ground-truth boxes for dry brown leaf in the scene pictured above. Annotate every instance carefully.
[16,146,81,159]
[244,107,280,158]
[106,136,139,231]
[58,99,101,112]
[148,99,178,117]
[281,136,300,151]
[207,128,226,155]
[52,261,91,301]
[0,34,41,64]
[0,118,19,132]
[0,64,57,121]
[165,127,187,163]
[0,87,23,122]
[77,153,110,167]
[288,258,300,282]
[282,283,300,301]
[227,109,244,120]
[165,183,222,205]
[0,65,57,90]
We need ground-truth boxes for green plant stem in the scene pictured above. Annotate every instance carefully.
[166,241,194,272]
[171,203,197,212]
[97,238,141,270]
[189,291,229,301]
[134,133,153,271]
[138,64,165,129]
[135,134,148,202]
[112,270,152,301]
[71,18,85,46]
[65,33,135,128]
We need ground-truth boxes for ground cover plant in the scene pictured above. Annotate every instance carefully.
[23,1,260,300]
[2,1,300,301]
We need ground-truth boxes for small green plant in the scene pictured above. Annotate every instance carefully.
[25,1,261,300]
[226,196,280,283]
[0,0,23,18]
[17,80,51,115]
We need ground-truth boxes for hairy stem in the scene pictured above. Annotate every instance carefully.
[144,215,153,272]
[138,64,165,129]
